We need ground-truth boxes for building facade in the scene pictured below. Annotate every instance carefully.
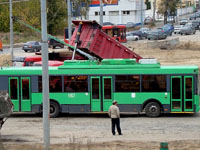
[88,0,146,25]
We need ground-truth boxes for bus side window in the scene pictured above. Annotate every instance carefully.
[10,79,18,99]
[64,76,88,92]
[49,76,62,92]
[38,76,42,92]
[115,75,140,92]
[142,75,166,92]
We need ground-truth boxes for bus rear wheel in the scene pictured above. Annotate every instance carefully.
[50,101,60,118]
[145,102,161,117]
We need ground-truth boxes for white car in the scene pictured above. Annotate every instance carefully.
[126,33,139,41]
[174,25,184,34]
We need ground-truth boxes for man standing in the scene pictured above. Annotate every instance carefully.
[108,100,122,135]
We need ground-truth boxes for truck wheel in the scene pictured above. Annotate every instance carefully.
[50,101,60,118]
[145,102,161,117]
[24,50,27,52]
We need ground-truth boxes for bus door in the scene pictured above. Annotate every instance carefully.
[170,76,194,112]
[9,77,31,112]
[90,76,113,112]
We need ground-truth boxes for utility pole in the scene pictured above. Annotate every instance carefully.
[67,0,72,42]
[40,0,50,149]
[180,0,182,19]
[141,0,144,26]
[153,0,156,22]
[99,0,103,25]
[9,0,14,64]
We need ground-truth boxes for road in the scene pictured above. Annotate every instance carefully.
[1,113,200,150]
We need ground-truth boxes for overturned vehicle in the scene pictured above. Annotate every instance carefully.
[0,91,13,129]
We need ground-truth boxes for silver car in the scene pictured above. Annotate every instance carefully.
[180,25,196,35]
[126,32,139,41]
[174,25,184,34]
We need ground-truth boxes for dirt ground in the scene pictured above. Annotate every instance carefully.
[1,31,200,150]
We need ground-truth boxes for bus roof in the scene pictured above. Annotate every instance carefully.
[0,59,198,75]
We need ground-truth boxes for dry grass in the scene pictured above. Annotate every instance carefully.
[175,41,200,50]
[0,55,12,67]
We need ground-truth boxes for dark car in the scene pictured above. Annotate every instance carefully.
[48,38,64,49]
[103,22,114,26]
[147,30,167,40]
[22,41,41,52]
[192,20,200,30]
[131,30,148,39]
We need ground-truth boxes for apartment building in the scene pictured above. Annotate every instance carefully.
[88,0,146,25]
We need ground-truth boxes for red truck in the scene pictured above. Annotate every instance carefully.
[0,40,3,51]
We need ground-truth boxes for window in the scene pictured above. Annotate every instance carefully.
[64,76,88,92]
[122,11,130,15]
[115,75,140,92]
[95,11,105,16]
[38,76,62,92]
[185,78,193,99]
[95,11,98,16]
[172,77,181,99]
[10,79,18,99]
[104,78,112,99]
[22,78,30,99]
[92,78,99,99]
[142,75,166,92]
[49,76,62,92]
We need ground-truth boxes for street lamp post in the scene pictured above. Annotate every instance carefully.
[9,0,14,64]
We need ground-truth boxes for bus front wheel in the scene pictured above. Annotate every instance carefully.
[145,102,161,117]
[50,101,60,118]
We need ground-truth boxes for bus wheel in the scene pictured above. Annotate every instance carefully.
[145,102,160,117]
[50,101,60,118]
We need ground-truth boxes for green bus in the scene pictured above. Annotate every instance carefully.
[0,59,199,117]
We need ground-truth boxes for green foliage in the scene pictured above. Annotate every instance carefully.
[0,0,69,35]
[145,0,151,10]
[158,0,180,24]
[47,0,68,35]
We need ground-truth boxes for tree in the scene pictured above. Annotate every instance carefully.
[71,0,91,19]
[47,0,68,35]
[157,0,180,24]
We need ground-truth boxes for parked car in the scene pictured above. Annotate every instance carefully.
[164,23,174,32]
[126,32,139,41]
[48,38,64,49]
[126,22,136,28]
[189,14,197,20]
[191,20,200,30]
[131,30,148,39]
[157,27,172,36]
[103,22,114,26]
[147,30,167,40]
[22,41,41,52]
[144,16,153,25]
[158,25,173,36]
[180,26,196,35]
[185,22,198,30]
[139,27,151,34]
[180,18,188,25]
[174,25,184,34]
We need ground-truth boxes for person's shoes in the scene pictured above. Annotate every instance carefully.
[119,133,123,135]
